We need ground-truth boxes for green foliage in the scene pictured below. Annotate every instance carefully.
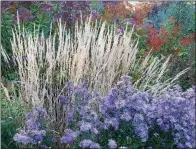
[1,87,27,149]
[1,9,14,55]
[1,9,17,81]
[97,121,145,149]
[146,125,177,149]
[1,2,56,85]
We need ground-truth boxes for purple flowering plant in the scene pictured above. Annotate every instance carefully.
[13,76,195,148]
[13,107,55,148]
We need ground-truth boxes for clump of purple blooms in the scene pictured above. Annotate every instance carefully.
[149,86,196,148]
[79,139,100,149]
[14,76,195,148]
[60,129,79,144]
[108,139,117,149]
[13,107,47,146]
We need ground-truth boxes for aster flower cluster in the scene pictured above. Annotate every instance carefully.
[60,80,102,147]
[13,107,47,147]
[79,139,100,149]
[149,86,196,148]
[60,129,79,144]
[65,76,195,148]
[14,76,195,148]
[99,76,153,142]
[60,76,153,147]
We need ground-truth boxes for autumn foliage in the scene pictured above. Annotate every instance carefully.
[147,28,166,52]
[180,33,195,46]
[132,2,156,25]
[102,2,132,23]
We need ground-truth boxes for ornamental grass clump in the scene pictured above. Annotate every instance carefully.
[1,15,189,111]
[13,76,195,148]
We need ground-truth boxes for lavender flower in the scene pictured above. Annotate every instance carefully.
[120,110,132,121]
[79,121,92,132]
[91,10,99,19]
[15,76,195,148]
[104,118,119,130]
[13,107,47,146]
[124,18,135,25]
[108,139,117,148]
[133,113,149,142]
[92,128,99,134]
[60,129,79,144]
[13,133,34,145]
[41,145,48,149]
[23,56,28,61]
[58,95,69,104]
[66,108,74,122]
[79,139,100,149]
[34,107,47,117]
[149,86,196,148]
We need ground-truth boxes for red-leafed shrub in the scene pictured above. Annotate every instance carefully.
[180,34,195,46]
[147,35,166,52]
[147,28,167,52]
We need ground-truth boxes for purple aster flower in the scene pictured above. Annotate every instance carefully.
[26,113,34,119]
[13,133,34,145]
[25,119,40,130]
[115,100,126,109]
[58,95,69,104]
[124,18,135,25]
[79,121,92,132]
[121,75,132,84]
[66,109,74,122]
[60,129,79,144]
[92,128,99,134]
[91,10,99,18]
[34,135,44,142]
[79,139,100,149]
[23,56,28,61]
[89,142,101,149]
[120,110,132,121]
[41,145,48,149]
[51,138,57,143]
[79,139,94,148]
[108,139,117,149]
[60,136,74,144]
[110,88,118,97]
[133,113,149,142]
[14,107,47,146]
[104,118,119,130]
[34,107,47,117]
[79,79,89,88]
[117,25,124,35]
[149,86,196,148]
